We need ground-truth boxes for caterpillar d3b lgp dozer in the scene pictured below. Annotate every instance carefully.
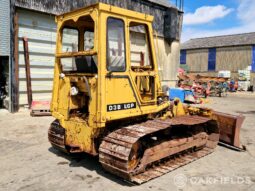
[49,3,245,184]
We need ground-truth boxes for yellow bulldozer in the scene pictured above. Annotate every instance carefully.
[49,3,245,184]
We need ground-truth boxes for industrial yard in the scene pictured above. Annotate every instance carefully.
[1,0,255,191]
[1,93,255,191]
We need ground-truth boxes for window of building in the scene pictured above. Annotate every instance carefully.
[107,17,126,72]
[208,48,216,71]
[180,50,186,65]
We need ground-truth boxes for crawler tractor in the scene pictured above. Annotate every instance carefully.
[49,3,244,184]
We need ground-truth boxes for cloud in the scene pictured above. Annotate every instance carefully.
[183,5,233,25]
[181,1,255,42]
[237,0,255,23]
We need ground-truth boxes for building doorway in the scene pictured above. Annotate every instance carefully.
[0,56,9,109]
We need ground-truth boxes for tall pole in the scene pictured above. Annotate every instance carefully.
[23,37,33,108]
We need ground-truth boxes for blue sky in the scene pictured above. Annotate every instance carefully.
[170,0,255,42]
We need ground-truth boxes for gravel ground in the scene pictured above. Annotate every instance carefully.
[0,92,255,191]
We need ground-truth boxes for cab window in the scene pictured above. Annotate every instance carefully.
[129,23,153,71]
[62,28,79,53]
[59,15,97,73]
[107,18,126,72]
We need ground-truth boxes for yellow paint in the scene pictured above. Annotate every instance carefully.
[172,98,186,116]
[51,3,170,154]
[186,106,213,117]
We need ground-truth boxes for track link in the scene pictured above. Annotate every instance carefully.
[48,120,68,152]
[99,115,219,184]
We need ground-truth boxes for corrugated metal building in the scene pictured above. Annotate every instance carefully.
[1,0,183,112]
[180,33,255,86]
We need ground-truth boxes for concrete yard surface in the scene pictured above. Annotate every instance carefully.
[0,93,255,191]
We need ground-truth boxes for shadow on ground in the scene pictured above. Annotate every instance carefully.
[48,147,134,187]
[236,111,255,114]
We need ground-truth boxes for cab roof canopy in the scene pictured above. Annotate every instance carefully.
[57,3,154,23]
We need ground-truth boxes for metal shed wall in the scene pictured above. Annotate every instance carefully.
[186,49,208,72]
[155,38,180,87]
[183,46,253,81]
[216,46,252,72]
[0,0,10,55]
[184,46,252,73]
[18,9,56,105]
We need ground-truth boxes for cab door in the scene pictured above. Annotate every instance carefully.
[104,17,139,120]
[128,21,157,105]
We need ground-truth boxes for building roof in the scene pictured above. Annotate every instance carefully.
[146,0,173,8]
[181,32,255,50]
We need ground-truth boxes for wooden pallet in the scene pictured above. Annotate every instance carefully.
[30,101,51,116]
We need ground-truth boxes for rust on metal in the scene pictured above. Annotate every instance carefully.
[99,115,219,184]
[14,13,19,111]
[213,111,245,150]
[179,74,229,83]
[140,52,144,66]
[22,37,33,109]
[48,120,66,150]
